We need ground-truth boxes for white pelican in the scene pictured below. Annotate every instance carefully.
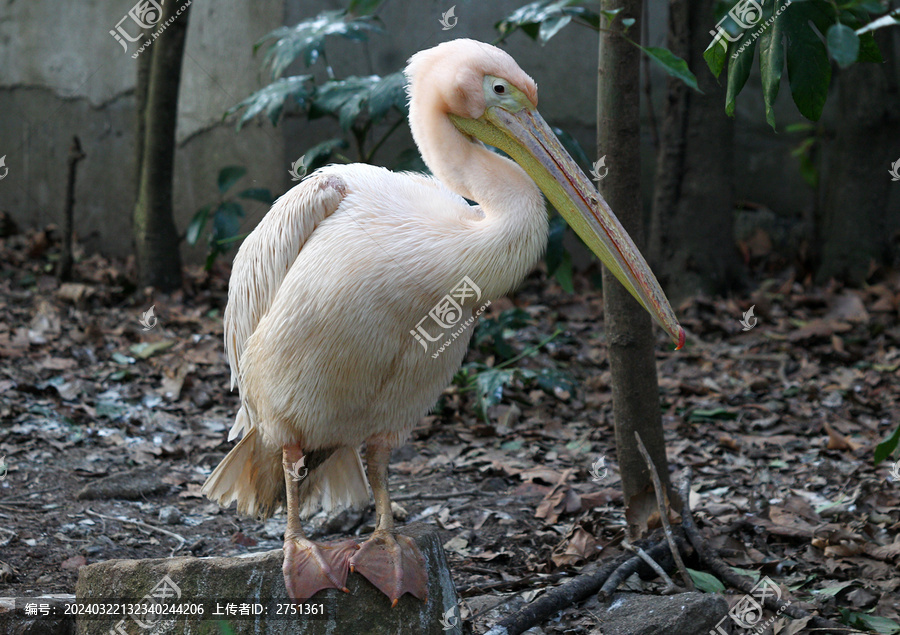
[202,39,684,606]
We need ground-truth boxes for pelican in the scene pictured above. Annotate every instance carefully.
[202,39,684,606]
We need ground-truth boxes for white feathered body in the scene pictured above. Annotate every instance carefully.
[203,160,546,519]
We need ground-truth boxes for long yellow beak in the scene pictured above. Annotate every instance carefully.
[450,105,685,350]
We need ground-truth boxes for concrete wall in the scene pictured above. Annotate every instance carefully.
[0,0,897,265]
[0,0,285,261]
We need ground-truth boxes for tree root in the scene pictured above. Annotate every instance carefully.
[678,468,860,635]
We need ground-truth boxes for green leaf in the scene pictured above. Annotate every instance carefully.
[758,2,787,130]
[111,352,135,365]
[129,340,176,359]
[545,213,568,276]
[637,45,702,93]
[855,9,900,36]
[688,569,726,593]
[217,166,246,194]
[236,188,274,204]
[347,0,386,17]
[689,408,738,422]
[299,138,350,174]
[311,75,381,131]
[726,31,757,117]
[186,204,211,245]
[257,10,380,78]
[784,2,831,121]
[495,0,598,43]
[599,8,622,22]
[840,610,900,635]
[227,75,313,129]
[704,37,728,79]
[857,30,883,62]
[368,72,409,122]
[472,308,531,360]
[473,369,518,421]
[811,580,855,597]
[211,201,245,249]
[827,23,860,68]
[621,17,635,30]
[874,425,900,464]
[554,252,574,293]
[534,367,576,396]
[539,14,572,42]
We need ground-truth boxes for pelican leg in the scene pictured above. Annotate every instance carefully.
[282,443,358,600]
[349,439,427,607]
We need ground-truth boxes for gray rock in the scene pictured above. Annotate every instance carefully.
[75,469,167,501]
[158,506,183,525]
[0,595,76,635]
[593,592,729,635]
[75,523,460,635]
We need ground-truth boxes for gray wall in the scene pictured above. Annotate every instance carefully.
[0,0,285,262]
[0,0,897,265]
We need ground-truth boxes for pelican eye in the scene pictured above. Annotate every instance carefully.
[493,83,506,95]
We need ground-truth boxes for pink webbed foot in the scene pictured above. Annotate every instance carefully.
[282,535,359,600]
[349,531,427,607]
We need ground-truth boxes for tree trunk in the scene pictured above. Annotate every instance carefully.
[816,31,899,284]
[599,0,678,539]
[133,0,191,291]
[58,136,85,282]
[648,0,742,303]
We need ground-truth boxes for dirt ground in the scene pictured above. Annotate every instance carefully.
[0,227,898,633]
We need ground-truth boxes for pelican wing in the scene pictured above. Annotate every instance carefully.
[224,172,347,400]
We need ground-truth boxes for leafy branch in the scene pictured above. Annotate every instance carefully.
[495,0,702,92]
[226,0,409,167]
[704,0,896,129]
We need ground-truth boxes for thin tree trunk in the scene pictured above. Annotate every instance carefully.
[816,31,899,284]
[134,26,152,201]
[649,0,741,303]
[133,0,191,291]
[58,136,85,282]
[599,0,678,539]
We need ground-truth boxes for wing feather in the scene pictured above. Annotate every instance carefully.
[223,172,347,438]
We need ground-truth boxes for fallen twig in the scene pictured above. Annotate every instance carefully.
[599,538,680,596]
[484,540,672,635]
[86,509,186,557]
[392,488,487,502]
[457,571,570,597]
[677,469,860,635]
[634,431,694,591]
[622,539,679,594]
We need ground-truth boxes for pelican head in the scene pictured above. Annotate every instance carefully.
[406,39,684,349]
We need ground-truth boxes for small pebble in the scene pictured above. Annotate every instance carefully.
[158,505,182,525]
